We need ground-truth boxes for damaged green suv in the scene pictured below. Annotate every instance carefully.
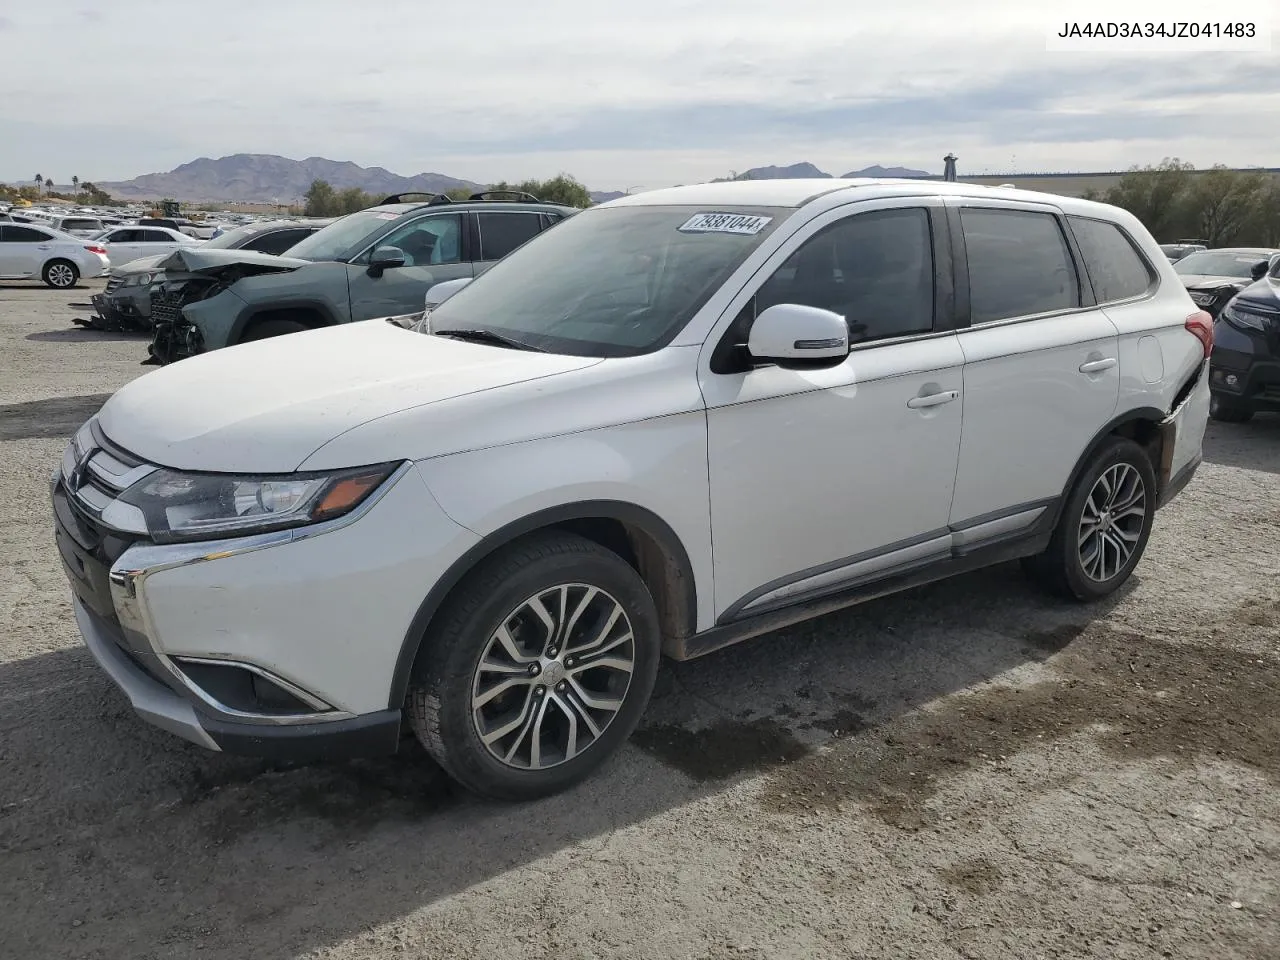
[147,192,575,363]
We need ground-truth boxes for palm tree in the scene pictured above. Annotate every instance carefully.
[34,174,43,194]
[72,175,79,197]
[45,179,55,195]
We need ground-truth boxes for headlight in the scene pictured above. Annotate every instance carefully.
[122,272,157,287]
[1220,303,1266,332]
[1188,291,1218,306]
[117,462,402,543]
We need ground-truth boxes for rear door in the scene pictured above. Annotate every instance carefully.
[345,212,472,321]
[0,225,56,278]
[472,210,550,276]
[947,200,1120,528]
[140,228,184,257]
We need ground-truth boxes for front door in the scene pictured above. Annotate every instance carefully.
[947,202,1120,526]
[346,212,473,321]
[0,225,55,278]
[699,201,966,621]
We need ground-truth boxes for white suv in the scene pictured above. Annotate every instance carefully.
[52,179,1211,799]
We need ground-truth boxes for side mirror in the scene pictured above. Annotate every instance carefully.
[423,277,472,309]
[747,303,850,368]
[1250,260,1268,281]
[367,245,406,277]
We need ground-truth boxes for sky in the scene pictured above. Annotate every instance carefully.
[1,0,1277,191]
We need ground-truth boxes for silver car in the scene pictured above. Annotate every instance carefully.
[0,223,110,288]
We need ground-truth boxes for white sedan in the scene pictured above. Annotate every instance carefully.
[95,225,202,267]
[0,222,110,288]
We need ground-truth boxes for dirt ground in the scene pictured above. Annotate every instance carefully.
[1,280,1278,960]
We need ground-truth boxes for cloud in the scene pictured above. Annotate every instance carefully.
[0,0,1276,189]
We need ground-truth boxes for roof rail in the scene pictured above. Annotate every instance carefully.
[378,192,453,206]
[468,190,541,203]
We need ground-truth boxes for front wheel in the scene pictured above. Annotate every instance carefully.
[1209,393,1254,423]
[1023,437,1156,602]
[43,259,79,289]
[407,533,661,800]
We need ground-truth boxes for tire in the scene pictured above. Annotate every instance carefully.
[1209,393,1254,423]
[42,259,79,289]
[407,532,661,800]
[242,318,309,342]
[1023,437,1157,602]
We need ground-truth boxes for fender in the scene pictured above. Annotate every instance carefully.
[387,499,698,708]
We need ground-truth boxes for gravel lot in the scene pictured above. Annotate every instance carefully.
[2,280,1278,960]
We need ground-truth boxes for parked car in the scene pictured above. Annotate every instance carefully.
[1208,253,1280,422]
[45,215,106,238]
[79,219,333,332]
[0,223,110,288]
[52,180,1210,799]
[1174,247,1279,317]
[1159,242,1205,262]
[95,225,202,267]
[145,192,575,363]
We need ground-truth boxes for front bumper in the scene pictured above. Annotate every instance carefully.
[1210,323,1280,412]
[51,424,478,759]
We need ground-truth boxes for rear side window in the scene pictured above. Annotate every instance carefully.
[2,225,52,242]
[141,230,174,242]
[242,228,310,255]
[1068,216,1155,303]
[477,212,544,261]
[961,208,1080,323]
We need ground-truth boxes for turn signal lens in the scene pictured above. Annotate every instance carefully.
[311,469,395,521]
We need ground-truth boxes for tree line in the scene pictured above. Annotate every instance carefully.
[1,175,117,206]
[303,173,594,217]
[1084,159,1280,247]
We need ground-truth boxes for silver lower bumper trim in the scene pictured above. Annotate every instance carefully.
[75,599,220,751]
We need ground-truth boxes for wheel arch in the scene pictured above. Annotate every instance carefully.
[388,500,698,708]
[1049,406,1167,530]
[230,301,340,344]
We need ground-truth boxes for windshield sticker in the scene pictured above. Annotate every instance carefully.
[374,212,398,220]
[678,212,773,236]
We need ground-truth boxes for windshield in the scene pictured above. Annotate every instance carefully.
[425,205,789,357]
[282,209,394,262]
[1174,251,1268,278]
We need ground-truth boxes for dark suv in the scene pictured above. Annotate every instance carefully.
[147,192,576,363]
[1209,253,1280,422]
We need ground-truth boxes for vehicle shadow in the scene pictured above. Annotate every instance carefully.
[1201,416,1280,475]
[26,329,149,344]
[0,394,114,442]
[0,564,1126,960]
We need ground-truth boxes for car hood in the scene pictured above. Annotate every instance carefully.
[154,247,309,275]
[1230,277,1280,309]
[96,320,602,473]
[1179,274,1249,291]
[112,254,169,276]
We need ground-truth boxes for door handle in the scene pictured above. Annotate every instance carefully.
[906,390,959,409]
[1079,358,1117,374]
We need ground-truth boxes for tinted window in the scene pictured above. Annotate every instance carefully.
[63,219,102,231]
[1068,217,1155,303]
[242,228,310,255]
[753,207,934,344]
[106,229,142,243]
[2,225,53,242]
[425,205,787,357]
[961,208,1080,323]
[141,230,174,242]
[376,214,461,265]
[477,212,544,261]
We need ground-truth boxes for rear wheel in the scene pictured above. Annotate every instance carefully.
[1209,393,1254,423]
[242,318,309,342]
[43,259,79,289]
[407,532,661,800]
[1023,437,1156,601]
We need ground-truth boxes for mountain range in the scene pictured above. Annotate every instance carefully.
[86,154,933,203]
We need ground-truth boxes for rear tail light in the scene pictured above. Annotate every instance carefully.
[84,244,107,255]
[1185,310,1214,358]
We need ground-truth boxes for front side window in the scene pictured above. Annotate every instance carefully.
[477,212,544,261]
[376,214,461,265]
[425,204,789,357]
[754,207,935,344]
[961,208,1080,323]
[1068,216,1155,303]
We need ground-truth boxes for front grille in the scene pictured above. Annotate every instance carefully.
[149,290,185,326]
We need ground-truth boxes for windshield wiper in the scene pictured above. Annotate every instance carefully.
[432,328,546,352]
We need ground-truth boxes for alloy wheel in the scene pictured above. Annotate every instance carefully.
[1078,462,1147,582]
[48,263,75,288]
[471,583,635,770]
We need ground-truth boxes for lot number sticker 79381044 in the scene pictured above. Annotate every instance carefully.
[678,212,773,235]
